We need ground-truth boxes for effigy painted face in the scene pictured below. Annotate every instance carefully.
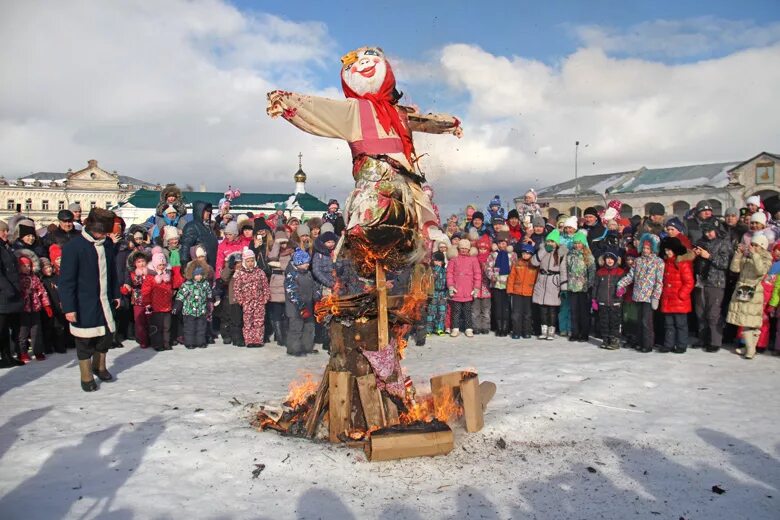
[341,47,388,96]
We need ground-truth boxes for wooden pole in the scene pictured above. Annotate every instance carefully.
[376,262,389,348]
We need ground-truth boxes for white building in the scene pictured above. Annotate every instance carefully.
[0,159,158,226]
[524,152,780,220]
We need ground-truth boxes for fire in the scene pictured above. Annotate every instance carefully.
[399,387,463,425]
[285,373,318,409]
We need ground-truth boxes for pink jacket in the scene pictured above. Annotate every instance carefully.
[215,237,244,277]
[446,251,481,302]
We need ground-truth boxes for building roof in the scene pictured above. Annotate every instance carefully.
[120,189,328,212]
[18,171,155,187]
[726,151,780,173]
[537,161,741,198]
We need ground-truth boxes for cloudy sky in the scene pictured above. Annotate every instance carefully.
[2,0,779,216]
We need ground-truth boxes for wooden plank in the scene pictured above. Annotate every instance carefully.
[384,397,400,426]
[376,263,389,348]
[430,371,465,409]
[357,374,386,430]
[304,367,331,438]
[460,374,484,433]
[328,371,353,443]
[366,427,454,461]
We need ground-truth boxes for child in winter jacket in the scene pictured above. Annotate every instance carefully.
[285,248,318,356]
[122,250,151,349]
[40,257,70,353]
[532,230,568,340]
[659,237,694,353]
[15,252,52,362]
[427,251,448,335]
[486,231,517,337]
[507,243,538,339]
[620,250,640,349]
[176,263,213,349]
[215,221,244,278]
[472,234,493,335]
[142,252,183,351]
[219,251,245,346]
[268,230,294,347]
[446,239,481,338]
[564,232,595,343]
[234,248,271,348]
[617,234,665,353]
[593,250,626,350]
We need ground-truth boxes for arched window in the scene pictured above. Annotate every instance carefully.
[620,204,633,218]
[707,199,722,216]
[547,207,560,221]
[672,201,690,219]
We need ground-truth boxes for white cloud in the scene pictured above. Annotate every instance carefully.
[574,16,780,59]
[0,0,351,200]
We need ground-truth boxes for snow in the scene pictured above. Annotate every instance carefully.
[629,175,728,192]
[0,336,778,519]
[555,174,626,196]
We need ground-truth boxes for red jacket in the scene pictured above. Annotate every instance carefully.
[660,252,694,314]
[141,270,184,312]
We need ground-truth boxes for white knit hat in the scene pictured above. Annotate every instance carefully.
[458,238,471,249]
[195,246,207,258]
[746,195,761,207]
[564,216,578,229]
[750,211,767,225]
[163,225,179,244]
[750,234,769,250]
[224,221,239,235]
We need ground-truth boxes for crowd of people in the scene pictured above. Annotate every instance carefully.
[0,184,778,392]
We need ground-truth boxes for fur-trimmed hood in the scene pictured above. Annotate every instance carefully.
[14,248,41,273]
[156,184,187,217]
[638,233,660,255]
[184,258,213,280]
[127,249,151,271]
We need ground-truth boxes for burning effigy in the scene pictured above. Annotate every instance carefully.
[258,47,494,460]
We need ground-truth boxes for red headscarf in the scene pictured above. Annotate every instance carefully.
[341,61,415,164]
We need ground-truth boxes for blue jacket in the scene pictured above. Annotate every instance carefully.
[59,232,119,338]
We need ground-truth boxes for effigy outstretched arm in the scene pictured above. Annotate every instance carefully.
[401,106,463,138]
[267,90,359,141]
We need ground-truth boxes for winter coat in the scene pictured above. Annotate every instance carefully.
[506,259,538,297]
[234,266,271,308]
[593,264,626,306]
[41,274,63,314]
[19,272,50,313]
[532,246,568,306]
[692,235,731,289]
[432,264,447,293]
[142,269,183,313]
[741,228,777,250]
[583,222,606,249]
[446,250,481,302]
[44,226,79,249]
[215,237,244,278]
[617,234,664,305]
[727,247,772,328]
[180,201,218,268]
[769,267,780,308]
[688,216,723,244]
[311,237,336,290]
[564,249,595,293]
[660,252,695,314]
[220,263,239,305]
[284,263,317,317]
[155,185,188,218]
[0,238,23,314]
[176,279,212,317]
[59,231,120,338]
[248,239,273,280]
[474,255,491,298]
[486,250,517,290]
[268,244,293,303]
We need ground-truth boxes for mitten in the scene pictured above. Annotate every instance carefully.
[120,284,131,296]
[651,298,659,311]
[471,289,478,298]
[145,305,153,315]
[300,308,312,319]
[44,305,53,318]
[616,287,626,298]
[448,287,457,296]
[591,299,599,312]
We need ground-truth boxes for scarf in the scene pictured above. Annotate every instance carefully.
[495,250,511,275]
[341,62,414,164]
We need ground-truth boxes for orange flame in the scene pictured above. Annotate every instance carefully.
[285,373,318,409]
[399,387,463,424]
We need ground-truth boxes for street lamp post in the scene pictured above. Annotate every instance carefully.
[574,141,580,219]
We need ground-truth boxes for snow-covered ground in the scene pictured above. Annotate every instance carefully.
[0,335,777,519]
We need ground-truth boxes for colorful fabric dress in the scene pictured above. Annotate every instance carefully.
[427,264,447,333]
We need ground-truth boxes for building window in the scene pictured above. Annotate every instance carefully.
[756,163,775,185]
[25,199,32,211]
[58,201,65,211]
[90,201,97,209]
[105,201,112,209]
[672,201,690,219]
[6,199,14,211]
[42,200,49,211]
